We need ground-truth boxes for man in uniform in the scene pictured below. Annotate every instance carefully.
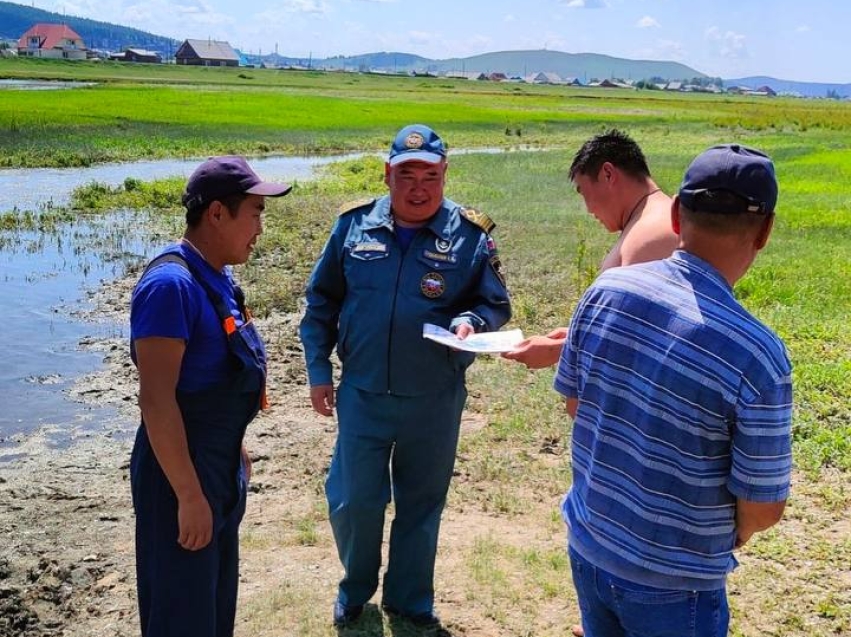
[300,124,511,627]
[130,156,291,637]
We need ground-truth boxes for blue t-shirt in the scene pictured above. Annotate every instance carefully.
[394,225,418,252]
[554,250,793,590]
[130,243,245,392]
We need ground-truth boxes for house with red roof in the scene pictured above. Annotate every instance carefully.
[17,23,87,60]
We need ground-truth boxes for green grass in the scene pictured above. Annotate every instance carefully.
[2,57,851,167]
[58,134,851,479]
[4,59,850,635]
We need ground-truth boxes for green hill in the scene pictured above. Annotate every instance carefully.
[434,49,705,82]
[305,49,706,82]
[0,0,178,55]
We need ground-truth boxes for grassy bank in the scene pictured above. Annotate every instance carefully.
[1,57,850,167]
[5,58,849,634]
[247,142,849,635]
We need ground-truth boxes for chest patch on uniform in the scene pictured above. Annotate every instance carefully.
[420,272,446,298]
[422,250,458,264]
[434,237,453,253]
[352,241,388,254]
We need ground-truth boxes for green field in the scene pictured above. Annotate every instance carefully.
[2,58,849,636]
[1,57,850,167]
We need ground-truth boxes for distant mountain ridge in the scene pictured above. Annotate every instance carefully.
[251,49,707,83]
[0,0,178,55]
[0,1,845,97]
[725,76,850,99]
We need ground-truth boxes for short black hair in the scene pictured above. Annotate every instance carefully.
[185,192,248,227]
[569,129,651,182]
[679,191,772,236]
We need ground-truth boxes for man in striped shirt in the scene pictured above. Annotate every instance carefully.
[555,144,792,637]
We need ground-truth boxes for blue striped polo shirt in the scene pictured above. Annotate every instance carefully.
[554,250,792,591]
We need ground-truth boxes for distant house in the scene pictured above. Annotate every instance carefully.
[175,39,239,67]
[487,72,508,82]
[562,77,583,87]
[17,23,87,60]
[445,71,486,80]
[587,78,633,89]
[109,48,162,64]
[756,85,777,97]
[525,71,563,85]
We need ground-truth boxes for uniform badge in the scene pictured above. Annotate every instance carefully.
[486,236,506,288]
[352,241,388,253]
[490,255,506,288]
[420,272,446,298]
[405,132,425,149]
[435,237,453,253]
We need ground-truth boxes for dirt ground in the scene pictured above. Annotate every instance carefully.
[0,273,572,637]
[2,273,849,637]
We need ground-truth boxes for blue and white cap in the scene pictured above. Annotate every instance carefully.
[388,124,447,166]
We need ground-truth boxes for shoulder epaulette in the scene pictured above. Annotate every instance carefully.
[338,198,375,216]
[460,207,496,234]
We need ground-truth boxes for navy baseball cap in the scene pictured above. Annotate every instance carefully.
[182,155,292,210]
[678,144,777,215]
[388,124,447,166]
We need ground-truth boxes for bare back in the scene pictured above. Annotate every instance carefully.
[600,191,678,270]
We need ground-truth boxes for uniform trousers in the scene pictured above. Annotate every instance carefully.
[326,379,467,615]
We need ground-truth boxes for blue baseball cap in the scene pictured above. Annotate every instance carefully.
[388,124,447,166]
[678,144,777,215]
[182,155,292,210]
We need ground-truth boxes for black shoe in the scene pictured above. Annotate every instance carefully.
[382,604,441,627]
[333,601,364,626]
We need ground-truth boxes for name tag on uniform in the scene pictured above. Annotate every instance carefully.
[352,242,388,253]
[422,250,458,264]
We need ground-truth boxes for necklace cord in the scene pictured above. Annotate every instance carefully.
[622,187,662,230]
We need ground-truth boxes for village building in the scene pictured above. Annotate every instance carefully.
[525,71,563,85]
[109,48,162,64]
[175,39,239,67]
[17,23,87,60]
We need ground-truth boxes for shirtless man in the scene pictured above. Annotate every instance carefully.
[503,129,678,371]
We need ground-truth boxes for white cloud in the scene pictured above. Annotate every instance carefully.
[705,26,748,60]
[637,16,660,29]
[504,14,516,23]
[633,39,684,64]
[796,25,811,33]
[408,30,436,46]
[563,0,607,8]
[280,0,329,14]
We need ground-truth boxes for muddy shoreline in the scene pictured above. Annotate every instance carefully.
[0,273,314,637]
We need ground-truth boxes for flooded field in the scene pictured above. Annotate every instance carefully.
[0,152,359,456]
[0,210,157,455]
[0,153,366,213]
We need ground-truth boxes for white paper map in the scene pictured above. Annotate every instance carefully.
[422,323,525,353]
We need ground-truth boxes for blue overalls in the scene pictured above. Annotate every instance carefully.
[130,250,266,637]
[300,196,511,615]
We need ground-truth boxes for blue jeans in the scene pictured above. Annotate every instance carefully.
[568,546,729,637]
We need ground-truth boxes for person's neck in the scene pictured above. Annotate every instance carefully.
[393,216,430,229]
[679,238,753,287]
[621,181,662,231]
[182,232,224,272]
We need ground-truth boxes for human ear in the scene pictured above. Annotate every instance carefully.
[755,214,774,250]
[671,197,682,235]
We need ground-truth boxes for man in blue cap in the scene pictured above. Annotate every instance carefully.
[130,156,291,637]
[300,124,511,627]
[554,144,792,636]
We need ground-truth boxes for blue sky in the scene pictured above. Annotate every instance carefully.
[36,0,848,83]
